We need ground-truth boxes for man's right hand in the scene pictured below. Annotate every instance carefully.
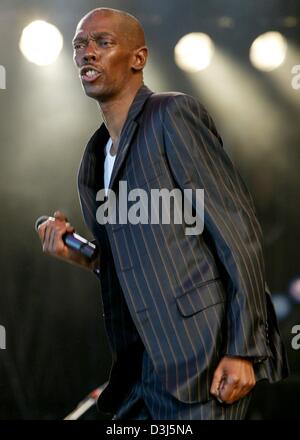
[37,211,97,271]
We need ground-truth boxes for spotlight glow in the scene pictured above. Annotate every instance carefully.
[19,20,63,66]
[174,33,214,72]
[250,31,287,72]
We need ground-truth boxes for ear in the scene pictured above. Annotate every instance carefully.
[131,46,148,72]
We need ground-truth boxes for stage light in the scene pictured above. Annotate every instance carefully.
[19,20,63,66]
[249,31,287,72]
[174,33,214,72]
[217,16,235,29]
[283,16,298,28]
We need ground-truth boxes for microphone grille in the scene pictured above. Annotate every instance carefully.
[35,215,49,232]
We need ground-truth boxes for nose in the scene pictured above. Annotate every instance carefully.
[83,51,97,64]
[82,40,98,64]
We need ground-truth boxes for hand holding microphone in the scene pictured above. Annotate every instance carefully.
[35,211,99,271]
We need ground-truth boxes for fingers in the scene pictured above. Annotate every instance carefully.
[210,357,256,405]
[37,212,74,257]
[210,366,224,399]
[43,219,65,255]
[220,383,255,405]
[42,219,53,252]
[218,371,256,404]
[218,374,240,404]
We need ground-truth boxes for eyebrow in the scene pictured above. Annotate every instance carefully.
[72,31,115,44]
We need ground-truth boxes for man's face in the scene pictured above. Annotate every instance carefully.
[73,12,134,101]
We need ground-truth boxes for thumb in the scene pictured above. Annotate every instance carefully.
[54,211,68,222]
[66,223,75,234]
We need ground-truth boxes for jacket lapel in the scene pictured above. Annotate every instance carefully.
[78,84,153,234]
[77,123,108,234]
[108,84,153,191]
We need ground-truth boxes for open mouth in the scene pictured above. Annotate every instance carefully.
[80,66,102,83]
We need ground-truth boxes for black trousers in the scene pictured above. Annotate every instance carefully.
[112,348,252,420]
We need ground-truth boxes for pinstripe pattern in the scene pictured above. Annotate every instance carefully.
[77,85,288,417]
[112,349,252,420]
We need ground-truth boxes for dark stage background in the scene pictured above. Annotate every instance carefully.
[0,0,299,419]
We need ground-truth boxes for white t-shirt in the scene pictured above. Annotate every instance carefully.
[104,138,116,196]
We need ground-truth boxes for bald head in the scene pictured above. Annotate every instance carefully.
[77,8,146,49]
[73,8,148,102]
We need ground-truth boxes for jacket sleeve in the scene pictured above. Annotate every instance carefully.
[162,93,270,359]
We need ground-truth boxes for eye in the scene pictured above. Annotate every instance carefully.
[73,42,85,50]
[99,39,112,47]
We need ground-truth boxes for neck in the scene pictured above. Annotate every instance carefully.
[97,80,143,146]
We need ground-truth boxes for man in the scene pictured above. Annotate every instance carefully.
[38,8,288,420]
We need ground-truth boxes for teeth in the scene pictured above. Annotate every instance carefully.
[85,69,97,77]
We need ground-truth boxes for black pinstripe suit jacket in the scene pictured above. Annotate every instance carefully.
[78,85,288,411]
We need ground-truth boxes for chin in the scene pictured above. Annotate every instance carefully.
[83,84,112,102]
[83,84,100,99]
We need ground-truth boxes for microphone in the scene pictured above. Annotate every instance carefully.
[35,215,98,260]
[64,382,108,420]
